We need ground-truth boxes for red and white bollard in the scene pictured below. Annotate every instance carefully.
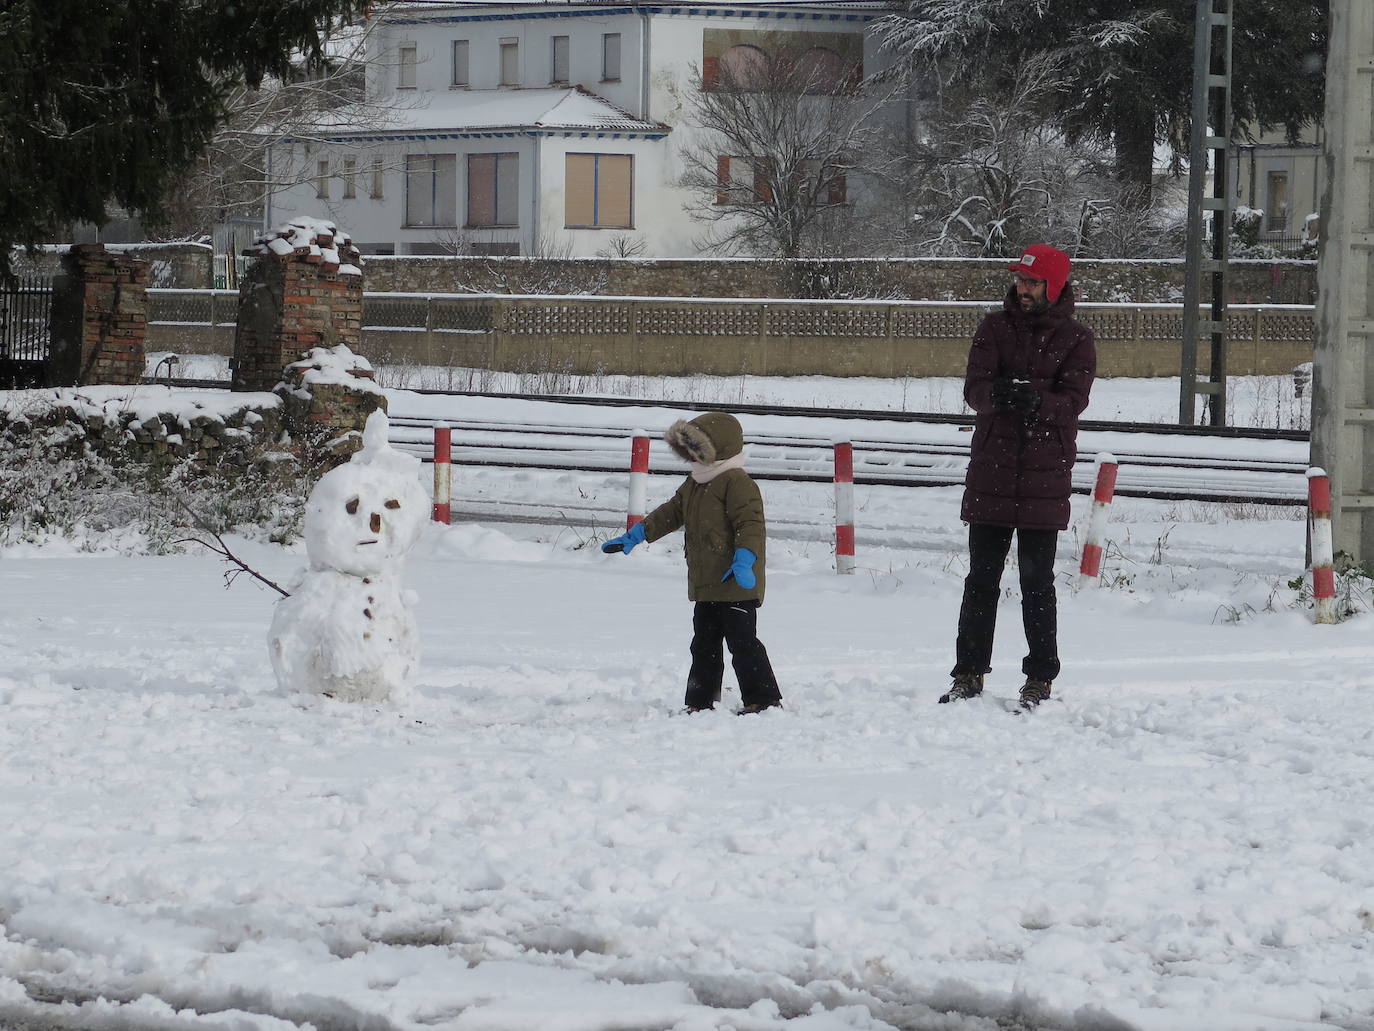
[1308,467,1337,624]
[1076,454,1119,590]
[834,440,855,575]
[627,430,650,530]
[432,422,452,524]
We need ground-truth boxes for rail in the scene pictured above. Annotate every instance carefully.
[383,412,1309,506]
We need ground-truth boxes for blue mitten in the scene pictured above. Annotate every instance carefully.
[602,521,646,555]
[721,547,757,589]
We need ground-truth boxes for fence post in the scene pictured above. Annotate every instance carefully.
[1308,467,1337,624]
[834,440,855,575]
[433,422,452,524]
[1077,454,1119,589]
[627,431,650,530]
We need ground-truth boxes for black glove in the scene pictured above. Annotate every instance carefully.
[989,377,1015,411]
[1008,379,1042,415]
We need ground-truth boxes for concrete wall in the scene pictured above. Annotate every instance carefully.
[149,291,1315,379]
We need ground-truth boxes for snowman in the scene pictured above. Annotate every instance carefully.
[269,410,429,701]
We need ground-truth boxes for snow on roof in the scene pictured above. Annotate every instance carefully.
[319,86,667,139]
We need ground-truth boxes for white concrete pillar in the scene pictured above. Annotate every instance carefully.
[1311,0,1374,563]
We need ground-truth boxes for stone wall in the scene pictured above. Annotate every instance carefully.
[0,395,283,471]
[9,242,212,289]
[359,255,1318,306]
[47,245,149,386]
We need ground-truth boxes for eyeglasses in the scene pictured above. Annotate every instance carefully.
[1012,273,1046,287]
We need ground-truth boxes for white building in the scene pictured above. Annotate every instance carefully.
[265,0,892,258]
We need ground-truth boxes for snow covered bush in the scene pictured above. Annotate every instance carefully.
[0,395,324,552]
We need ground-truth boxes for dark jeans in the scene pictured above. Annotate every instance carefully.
[952,523,1061,682]
[686,600,781,710]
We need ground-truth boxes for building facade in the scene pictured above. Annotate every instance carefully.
[265,1,892,258]
[1232,126,1324,250]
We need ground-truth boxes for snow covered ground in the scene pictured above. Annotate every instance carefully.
[4,371,1372,1031]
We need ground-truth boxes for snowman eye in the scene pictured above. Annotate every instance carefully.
[346,497,360,515]
[385,499,401,510]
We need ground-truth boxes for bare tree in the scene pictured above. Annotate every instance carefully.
[879,55,1085,257]
[148,18,415,240]
[678,38,895,259]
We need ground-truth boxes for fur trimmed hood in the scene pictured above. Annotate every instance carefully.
[664,412,744,465]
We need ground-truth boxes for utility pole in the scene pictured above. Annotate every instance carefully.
[1311,0,1374,565]
[1178,0,1233,426]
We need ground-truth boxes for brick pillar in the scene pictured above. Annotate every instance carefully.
[47,244,150,386]
[232,223,364,392]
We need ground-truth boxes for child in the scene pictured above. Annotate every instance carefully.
[602,412,782,714]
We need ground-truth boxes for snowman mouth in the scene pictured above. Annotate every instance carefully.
[357,539,379,546]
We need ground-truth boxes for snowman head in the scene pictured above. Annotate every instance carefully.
[303,411,428,576]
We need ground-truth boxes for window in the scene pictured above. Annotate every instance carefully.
[602,32,621,81]
[794,46,848,93]
[342,156,357,199]
[716,44,767,90]
[452,40,469,86]
[714,155,764,205]
[551,35,570,83]
[369,155,385,199]
[315,159,330,200]
[398,43,417,89]
[405,154,457,226]
[565,153,632,228]
[467,153,519,226]
[714,155,844,206]
[500,37,520,85]
[1266,170,1290,233]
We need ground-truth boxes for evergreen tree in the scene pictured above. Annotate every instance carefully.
[875,0,1326,200]
[0,0,370,277]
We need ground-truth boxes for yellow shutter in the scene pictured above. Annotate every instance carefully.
[597,155,633,228]
[565,154,595,226]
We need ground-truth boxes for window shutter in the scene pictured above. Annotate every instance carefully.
[597,155,632,228]
[602,33,621,80]
[552,36,570,82]
[716,155,730,205]
[566,154,595,226]
[467,154,495,226]
[495,153,520,225]
[452,40,469,86]
[434,155,457,225]
[753,158,773,203]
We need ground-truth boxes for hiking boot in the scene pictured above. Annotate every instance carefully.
[939,672,984,704]
[1019,679,1053,710]
[736,701,782,715]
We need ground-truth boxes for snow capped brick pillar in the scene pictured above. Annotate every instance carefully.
[47,244,150,386]
[232,218,364,393]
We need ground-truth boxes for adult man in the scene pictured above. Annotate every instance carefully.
[940,244,1096,711]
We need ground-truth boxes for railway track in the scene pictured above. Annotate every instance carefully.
[383,394,1311,506]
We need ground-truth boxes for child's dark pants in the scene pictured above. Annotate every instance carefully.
[685,600,781,710]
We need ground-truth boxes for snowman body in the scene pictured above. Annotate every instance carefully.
[269,412,429,701]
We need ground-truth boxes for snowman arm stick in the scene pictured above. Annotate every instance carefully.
[172,498,291,598]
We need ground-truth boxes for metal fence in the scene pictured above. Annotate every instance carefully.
[0,274,52,387]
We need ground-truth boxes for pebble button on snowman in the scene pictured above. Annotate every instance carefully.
[269,410,429,701]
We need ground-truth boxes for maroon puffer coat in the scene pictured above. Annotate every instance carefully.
[960,284,1096,530]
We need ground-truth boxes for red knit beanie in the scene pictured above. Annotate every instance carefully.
[1008,244,1071,302]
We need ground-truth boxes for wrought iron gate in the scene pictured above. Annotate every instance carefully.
[0,274,52,388]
